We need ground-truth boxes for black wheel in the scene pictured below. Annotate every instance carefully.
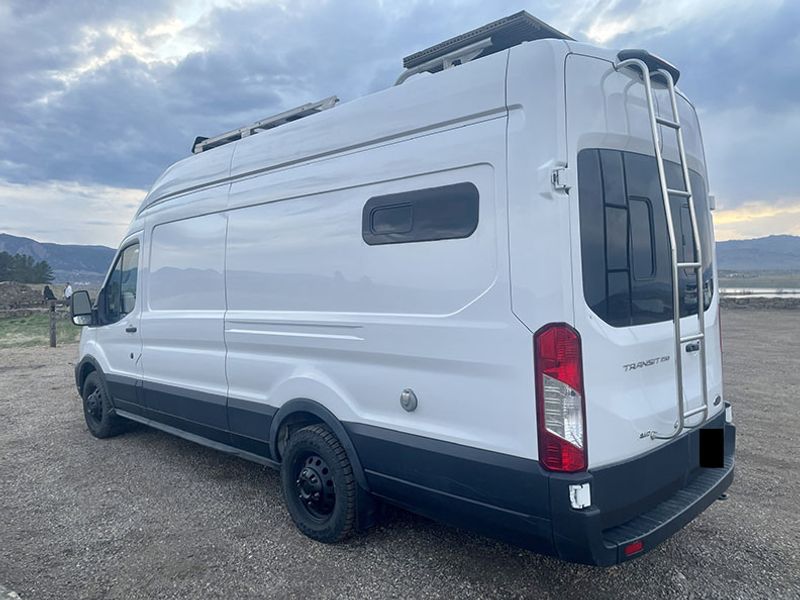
[81,371,125,439]
[280,424,356,543]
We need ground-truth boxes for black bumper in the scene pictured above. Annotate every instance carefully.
[548,410,735,565]
[347,409,734,566]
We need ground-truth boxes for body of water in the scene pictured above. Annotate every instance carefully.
[720,288,800,299]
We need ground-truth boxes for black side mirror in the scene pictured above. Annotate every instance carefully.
[71,290,94,326]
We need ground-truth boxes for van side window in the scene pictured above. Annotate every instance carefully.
[103,243,139,324]
[362,182,479,245]
[578,149,713,328]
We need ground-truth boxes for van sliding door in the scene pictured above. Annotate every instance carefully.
[140,191,230,443]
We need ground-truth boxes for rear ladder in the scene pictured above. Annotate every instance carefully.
[615,56,709,440]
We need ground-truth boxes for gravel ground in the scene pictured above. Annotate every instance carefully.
[1,309,799,599]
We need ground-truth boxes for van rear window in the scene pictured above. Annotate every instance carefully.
[578,149,714,328]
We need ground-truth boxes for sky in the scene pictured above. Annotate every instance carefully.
[0,0,798,247]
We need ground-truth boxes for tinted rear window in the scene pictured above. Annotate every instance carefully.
[578,149,713,328]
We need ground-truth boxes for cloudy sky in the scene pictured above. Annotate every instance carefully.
[1,0,798,246]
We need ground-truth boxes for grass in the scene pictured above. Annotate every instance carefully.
[0,313,81,349]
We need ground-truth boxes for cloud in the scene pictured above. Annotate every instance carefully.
[701,105,800,207]
[0,0,797,244]
[713,200,800,241]
[0,179,143,246]
[0,0,520,191]
[566,0,800,226]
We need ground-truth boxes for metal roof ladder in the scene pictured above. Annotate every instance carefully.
[615,56,709,440]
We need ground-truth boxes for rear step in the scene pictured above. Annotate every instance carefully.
[615,53,709,440]
[603,455,733,561]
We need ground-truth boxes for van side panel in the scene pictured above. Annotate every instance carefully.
[140,190,229,442]
[223,115,542,463]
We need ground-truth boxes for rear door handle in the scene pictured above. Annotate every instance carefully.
[125,326,137,333]
[685,341,700,353]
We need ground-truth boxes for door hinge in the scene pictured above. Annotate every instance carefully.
[551,166,574,192]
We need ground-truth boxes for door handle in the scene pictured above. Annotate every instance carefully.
[125,326,137,333]
[685,341,700,353]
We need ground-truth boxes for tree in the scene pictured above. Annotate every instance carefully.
[0,251,54,283]
[0,251,11,281]
[33,260,54,283]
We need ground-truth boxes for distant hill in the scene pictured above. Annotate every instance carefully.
[717,235,800,272]
[1,232,797,285]
[0,233,115,284]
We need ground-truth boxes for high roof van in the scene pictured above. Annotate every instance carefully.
[71,12,735,565]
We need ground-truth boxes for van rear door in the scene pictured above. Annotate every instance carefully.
[564,50,723,468]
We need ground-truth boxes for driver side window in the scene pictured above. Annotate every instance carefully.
[104,243,139,324]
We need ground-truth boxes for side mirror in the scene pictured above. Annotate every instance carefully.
[71,290,94,326]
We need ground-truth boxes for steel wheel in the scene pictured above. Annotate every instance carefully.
[85,385,104,425]
[280,424,357,543]
[81,371,126,439]
[295,453,336,521]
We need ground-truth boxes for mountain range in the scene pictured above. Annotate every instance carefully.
[1,232,799,284]
[0,233,115,284]
[716,235,800,272]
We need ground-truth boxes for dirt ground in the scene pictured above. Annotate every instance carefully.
[1,309,799,599]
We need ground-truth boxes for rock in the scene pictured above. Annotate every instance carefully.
[0,281,48,309]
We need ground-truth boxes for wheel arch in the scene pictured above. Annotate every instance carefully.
[75,355,103,393]
[270,398,370,492]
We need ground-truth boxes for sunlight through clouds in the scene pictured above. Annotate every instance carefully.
[714,201,800,241]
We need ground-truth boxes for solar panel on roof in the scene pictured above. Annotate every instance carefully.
[402,11,572,73]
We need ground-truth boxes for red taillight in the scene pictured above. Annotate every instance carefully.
[534,323,587,472]
[624,540,644,556]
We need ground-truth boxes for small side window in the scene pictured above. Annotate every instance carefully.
[362,182,479,245]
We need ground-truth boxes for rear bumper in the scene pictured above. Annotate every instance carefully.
[548,409,735,565]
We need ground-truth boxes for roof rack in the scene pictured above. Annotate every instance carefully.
[191,96,339,154]
[396,11,572,85]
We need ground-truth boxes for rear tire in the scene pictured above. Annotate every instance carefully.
[81,371,125,439]
[280,425,356,543]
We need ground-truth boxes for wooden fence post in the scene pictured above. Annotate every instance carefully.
[49,299,57,347]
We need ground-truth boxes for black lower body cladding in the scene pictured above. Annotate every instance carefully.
[345,410,735,565]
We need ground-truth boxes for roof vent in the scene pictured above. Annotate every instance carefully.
[396,11,571,85]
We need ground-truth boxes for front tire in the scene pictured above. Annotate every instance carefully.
[81,371,125,439]
[280,425,356,543]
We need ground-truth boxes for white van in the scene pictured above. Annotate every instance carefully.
[71,12,734,565]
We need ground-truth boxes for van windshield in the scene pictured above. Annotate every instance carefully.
[577,148,714,328]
